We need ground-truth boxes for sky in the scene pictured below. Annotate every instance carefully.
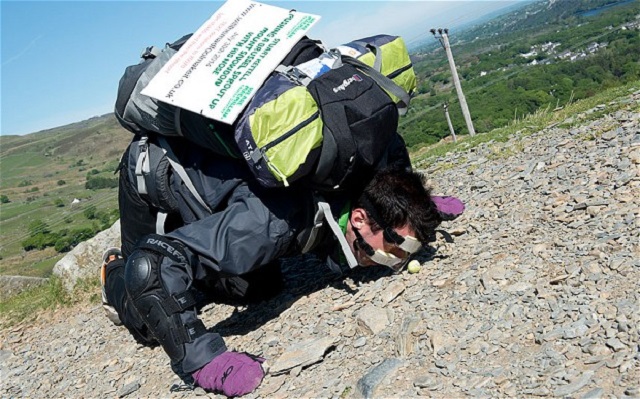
[1,0,523,136]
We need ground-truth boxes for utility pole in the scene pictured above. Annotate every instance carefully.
[443,102,457,142]
[430,28,476,136]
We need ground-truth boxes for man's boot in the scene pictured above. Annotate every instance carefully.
[101,247,123,326]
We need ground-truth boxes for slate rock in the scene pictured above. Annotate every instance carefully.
[553,371,594,397]
[356,358,404,399]
[117,381,140,398]
[356,305,389,335]
[270,336,339,375]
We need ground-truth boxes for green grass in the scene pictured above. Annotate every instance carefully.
[30,254,66,277]
[485,141,526,161]
[340,386,352,398]
[0,275,101,328]
[0,152,52,188]
[0,200,44,221]
[409,80,640,168]
[0,188,118,260]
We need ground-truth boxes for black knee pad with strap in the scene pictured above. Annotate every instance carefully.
[124,234,226,382]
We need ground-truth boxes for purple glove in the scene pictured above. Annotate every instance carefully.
[193,351,266,397]
[431,196,465,221]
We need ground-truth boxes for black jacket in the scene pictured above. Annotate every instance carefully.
[119,133,410,278]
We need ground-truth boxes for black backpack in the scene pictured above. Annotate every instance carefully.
[115,33,413,193]
[114,34,324,159]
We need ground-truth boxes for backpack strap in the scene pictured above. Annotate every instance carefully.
[156,137,213,215]
[350,41,383,72]
[300,201,327,254]
[156,212,168,235]
[150,136,212,235]
[134,135,207,235]
[135,136,150,195]
[341,56,411,115]
[134,133,179,203]
[369,44,383,72]
[276,49,341,87]
[278,53,411,115]
[302,201,358,269]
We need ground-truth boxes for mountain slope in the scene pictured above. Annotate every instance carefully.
[0,114,131,276]
[1,88,637,399]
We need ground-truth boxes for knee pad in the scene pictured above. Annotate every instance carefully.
[123,238,226,380]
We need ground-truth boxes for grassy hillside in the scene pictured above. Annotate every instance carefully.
[0,115,132,277]
[401,0,640,149]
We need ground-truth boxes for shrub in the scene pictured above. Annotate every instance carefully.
[22,232,60,251]
[28,220,50,236]
[85,176,118,190]
[54,198,65,207]
[57,180,66,186]
[0,195,9,204]
[84,205,97,220]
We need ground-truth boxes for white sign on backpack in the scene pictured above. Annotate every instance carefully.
[141,0,320,124]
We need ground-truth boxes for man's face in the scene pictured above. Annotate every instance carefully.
[345,208,415,267]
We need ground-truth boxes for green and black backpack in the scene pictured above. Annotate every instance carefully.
[115,32,416,193]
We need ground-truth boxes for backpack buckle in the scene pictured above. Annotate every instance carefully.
[275,65,311,86]
[140,45,161,60]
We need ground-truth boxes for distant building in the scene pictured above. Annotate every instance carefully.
[540,42,560,52]
[558,50,572,60]
[587,42,601,53]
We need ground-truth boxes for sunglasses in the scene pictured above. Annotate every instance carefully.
[353,227,421,272]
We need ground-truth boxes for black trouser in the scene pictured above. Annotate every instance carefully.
[114,164,284,308]
[105,254,284,346]
[107,164,284,358]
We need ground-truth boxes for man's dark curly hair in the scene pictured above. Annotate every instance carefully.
[353,166,442,244]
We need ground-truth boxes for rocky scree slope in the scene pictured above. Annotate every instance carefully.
[1,91,639,398]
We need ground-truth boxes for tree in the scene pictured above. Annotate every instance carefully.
[85,176,118,190]
[54,198,65,208]
[22,220,59,251]
[54,227,94,252]
[0,195,9,204]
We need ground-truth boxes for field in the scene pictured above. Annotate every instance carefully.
[0,115,131,276]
